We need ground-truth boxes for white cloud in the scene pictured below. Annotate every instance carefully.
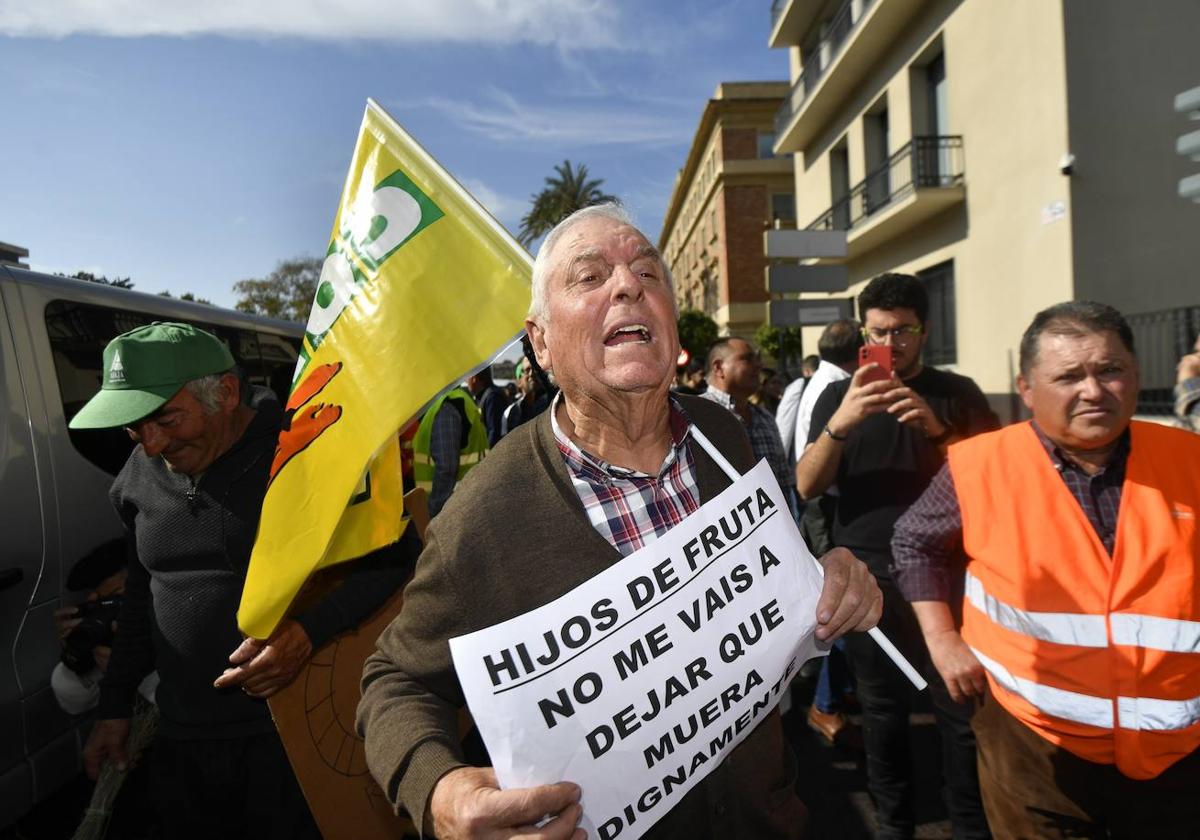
[424,88,690,148]
[0,0,621,46]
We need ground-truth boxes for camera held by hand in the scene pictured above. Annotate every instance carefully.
[61,596,123,675]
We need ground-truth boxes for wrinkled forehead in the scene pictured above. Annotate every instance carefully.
[1032,328,1137,371]
[552,220,659,274]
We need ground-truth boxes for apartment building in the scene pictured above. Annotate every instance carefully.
[659,82,795,339]
[768,0,1200,419]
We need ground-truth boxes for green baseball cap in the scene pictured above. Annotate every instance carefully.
[68,322,236,429]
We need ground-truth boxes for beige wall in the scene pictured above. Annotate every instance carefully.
[784,0,1081,414]
[937,0,1075,400]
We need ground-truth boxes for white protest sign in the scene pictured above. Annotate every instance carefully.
[450,459,826,840]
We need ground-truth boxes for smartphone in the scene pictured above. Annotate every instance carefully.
[858,345,893,384]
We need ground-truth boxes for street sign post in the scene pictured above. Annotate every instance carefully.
[763,229,848,259]
[1177,85,1200,203]
[766,264,849,293]
[769,298,854,327]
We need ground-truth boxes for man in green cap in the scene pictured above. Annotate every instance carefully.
[73,321,418,838]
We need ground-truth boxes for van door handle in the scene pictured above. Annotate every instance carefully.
[0,567,23,591]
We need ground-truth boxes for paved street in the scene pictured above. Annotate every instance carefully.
[7,670,960,840]
[786,667,954,839]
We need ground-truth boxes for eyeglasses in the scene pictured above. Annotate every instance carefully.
[862,325,923,345]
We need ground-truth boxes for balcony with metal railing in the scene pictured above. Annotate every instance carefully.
[774,0,929,154]
[805,135,964,258]
[769,0,831,50]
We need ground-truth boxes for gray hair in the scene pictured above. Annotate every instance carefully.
[528,202,675,322]
[185,372,233,414]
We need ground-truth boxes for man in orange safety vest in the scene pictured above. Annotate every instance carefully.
[892,301,1200,839]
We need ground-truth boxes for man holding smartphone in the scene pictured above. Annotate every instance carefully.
[795,273,998,840]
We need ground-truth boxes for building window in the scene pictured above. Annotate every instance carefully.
[757,131,777,159]
[919,261,956,366]
[863,101,891,214]
[771,193,795,223]
[704,263,721,314]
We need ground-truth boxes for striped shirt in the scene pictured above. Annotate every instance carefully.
[892,423,1129,602]
[551,393,700,557]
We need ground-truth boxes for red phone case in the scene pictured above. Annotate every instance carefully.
[858,345,893,383]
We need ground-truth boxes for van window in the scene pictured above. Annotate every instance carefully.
[44,300,300,476]
[256,331,300,400]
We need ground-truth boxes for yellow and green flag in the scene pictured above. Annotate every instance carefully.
[238,99,532,639]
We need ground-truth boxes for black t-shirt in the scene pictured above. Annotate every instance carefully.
[807,366,999,575]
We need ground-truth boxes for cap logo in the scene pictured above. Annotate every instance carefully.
[109,350,126,383]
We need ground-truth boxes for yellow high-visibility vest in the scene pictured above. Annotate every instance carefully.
[412,387,488,491]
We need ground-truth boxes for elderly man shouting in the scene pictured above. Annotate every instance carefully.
[358,204,881,839]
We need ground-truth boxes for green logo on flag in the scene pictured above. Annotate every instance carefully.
[339,169,445,273]
[301,170,445,365]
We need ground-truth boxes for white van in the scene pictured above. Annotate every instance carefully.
[0,265,303,828]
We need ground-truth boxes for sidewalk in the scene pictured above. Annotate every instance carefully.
[785,670,954,839]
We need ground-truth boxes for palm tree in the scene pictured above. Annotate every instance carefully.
[517,160,618,248]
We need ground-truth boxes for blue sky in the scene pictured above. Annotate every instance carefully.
[0,1,786,308]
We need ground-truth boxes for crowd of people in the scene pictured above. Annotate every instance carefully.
[43,201,1200,840]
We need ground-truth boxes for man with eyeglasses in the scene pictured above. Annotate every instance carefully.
[796,273,998,840]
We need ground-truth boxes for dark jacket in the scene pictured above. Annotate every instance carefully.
[100,387,417,738]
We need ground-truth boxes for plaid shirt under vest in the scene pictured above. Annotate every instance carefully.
[551,393,700,557]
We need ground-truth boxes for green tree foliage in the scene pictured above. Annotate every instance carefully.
[157,290,213,305]
[755,323,804,373]
[677,309,719,364]
[517,160,618,248]
[232,256,322,322]
[62,271,135,289]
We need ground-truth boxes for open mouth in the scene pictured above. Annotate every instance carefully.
[604,323,651,346]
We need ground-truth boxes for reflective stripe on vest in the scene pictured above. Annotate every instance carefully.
[967,572,1200,653]
[949,420,1200,778]
[972,646,1200,732]
[965,573,1107,648]
[971,647,1114,728]
[1110,613,1200,653]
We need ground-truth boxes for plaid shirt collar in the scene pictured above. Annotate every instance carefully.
[550,391,692,481]
[1030,421,1131,478]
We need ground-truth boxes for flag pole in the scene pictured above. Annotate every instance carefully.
[689,425,927,691]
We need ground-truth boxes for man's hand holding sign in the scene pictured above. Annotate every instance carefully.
[358,205,886,840]
[448,459,878,840]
